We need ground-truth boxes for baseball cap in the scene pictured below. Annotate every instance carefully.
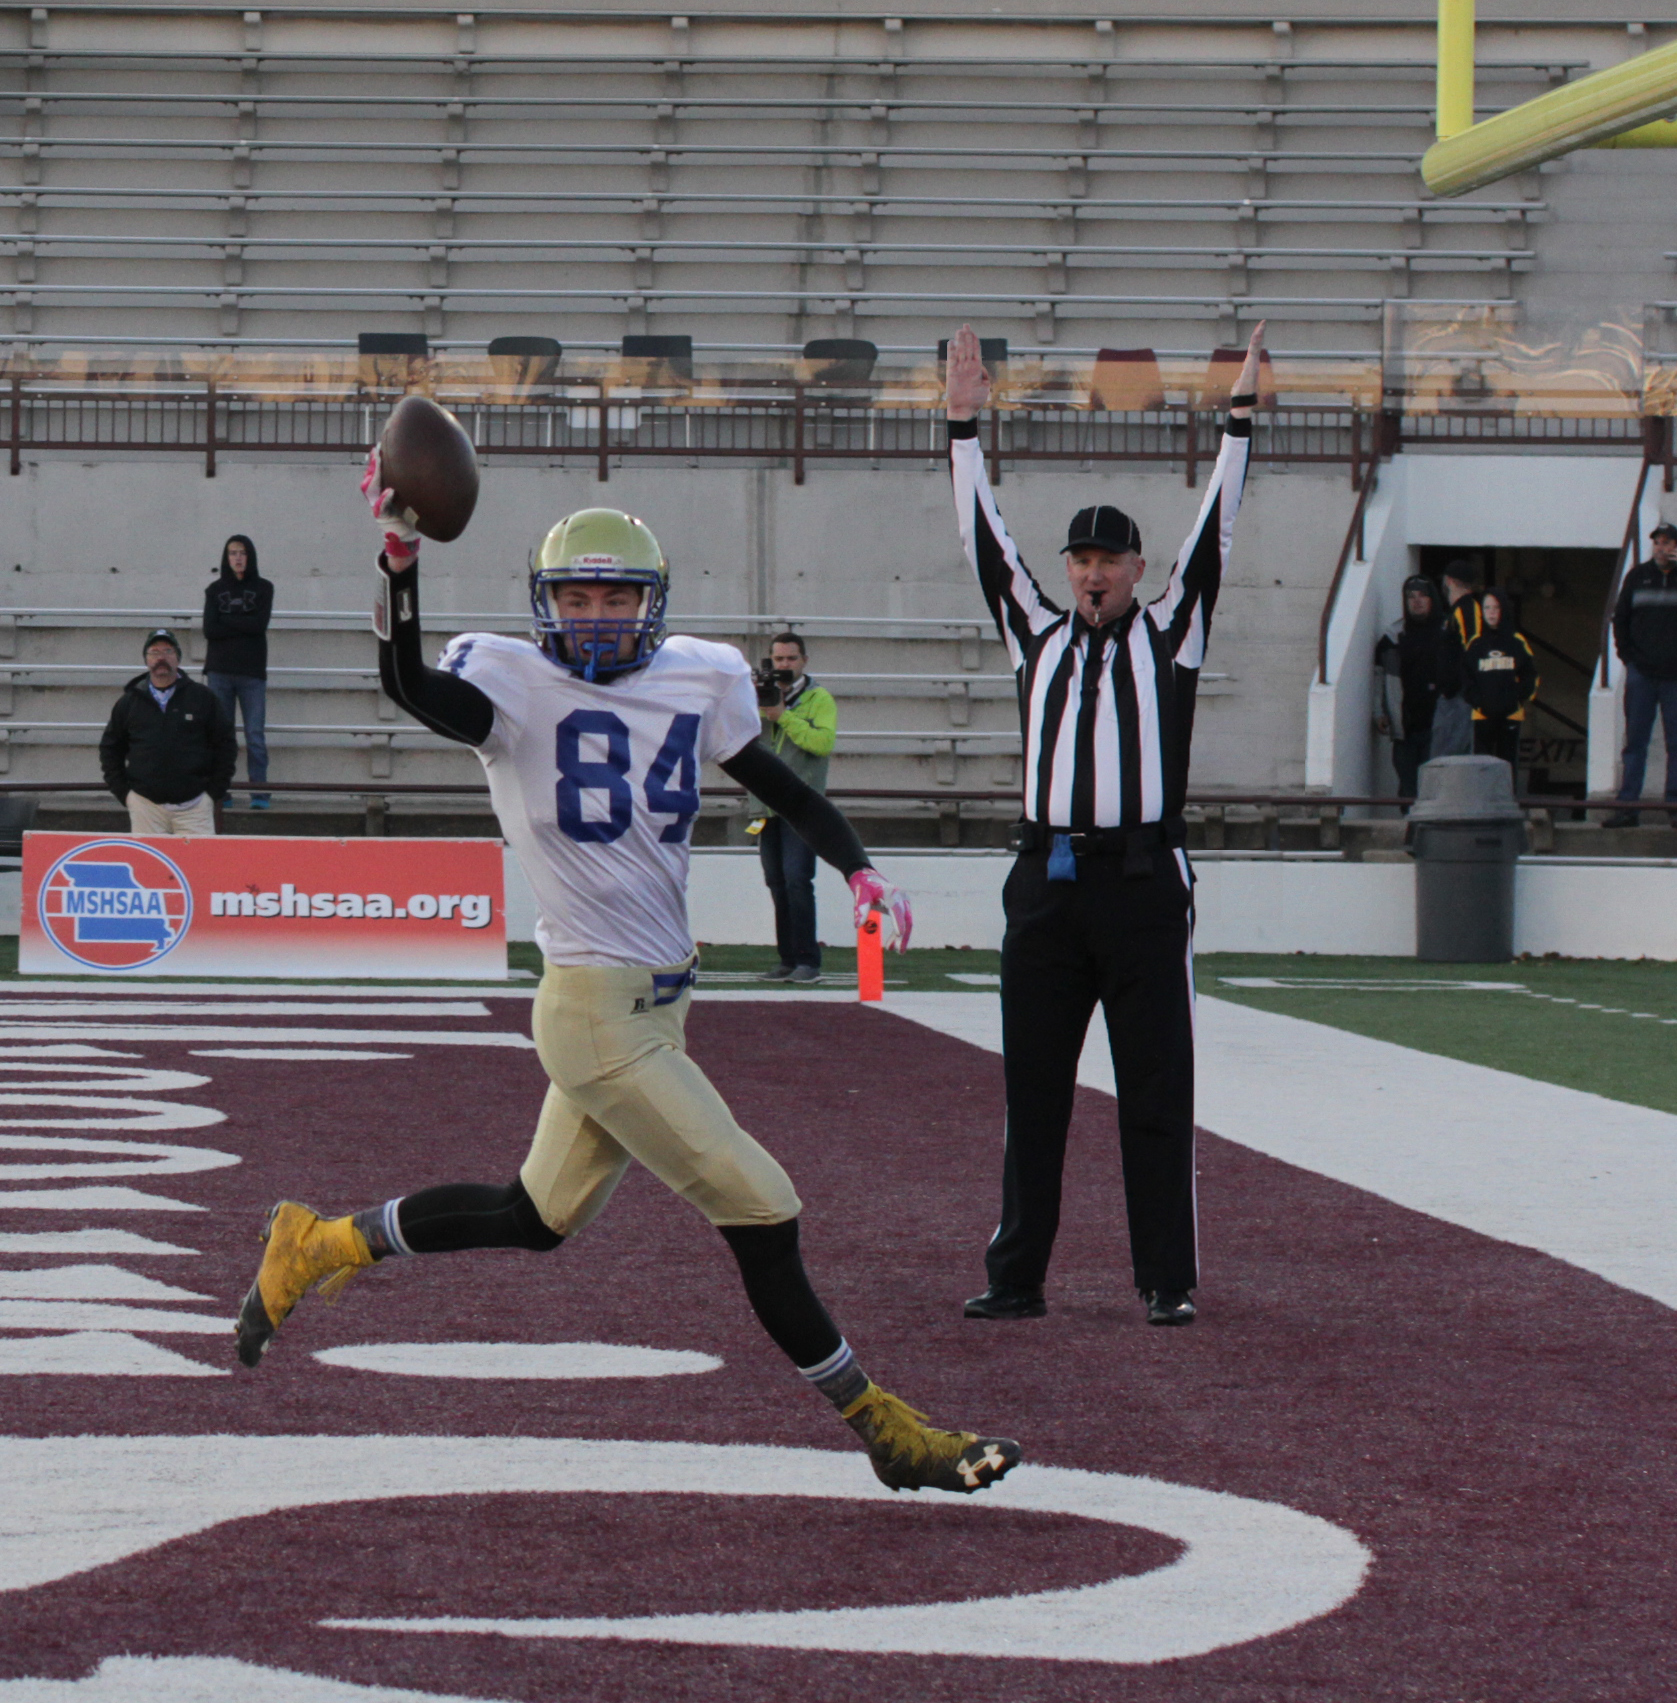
[142,627,181,658]
[1062,504,1141,556]
[1651,522,1677,541]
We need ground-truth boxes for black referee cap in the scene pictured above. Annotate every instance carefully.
[1062,504,1141,556]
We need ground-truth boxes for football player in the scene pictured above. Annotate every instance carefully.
[233,468,1022,1498]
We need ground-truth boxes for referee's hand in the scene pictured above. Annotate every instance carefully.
[1230,320,1267,417]
[946,323,991,421]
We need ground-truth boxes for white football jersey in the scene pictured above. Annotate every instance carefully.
[438,632,761,968]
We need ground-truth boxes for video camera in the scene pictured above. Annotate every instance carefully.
[754,658,797,709]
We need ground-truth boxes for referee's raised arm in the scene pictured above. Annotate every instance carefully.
[1149,333,1260,671]
[945,325,1064,663]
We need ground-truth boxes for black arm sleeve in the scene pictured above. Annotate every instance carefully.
[718,742,870,878]
[374,558,496,747]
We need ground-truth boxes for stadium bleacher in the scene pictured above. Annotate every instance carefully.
[0,6,1669,825]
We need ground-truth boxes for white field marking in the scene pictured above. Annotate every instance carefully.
[0,1300,229,1333]
[0,1435,1369,1666]
[0,1186,206,1212]
[189,1048,414,1062]
[0,1228,196,1254]
[313,1342,722,1380]
[947,971,1002,986]
[0,1097,225,1133]
[1219,976,1677,1025]
[0,1653,493,1700]
[0,1264,209,1302]
[0,1002,491,1019]
[0,1064,211,1093]
[5,982,532,999]
[881,991,1677,1311]
[1218,977,1525,991]
[0,1134,237,1183]
[0,1025,535,1050]
[0,1333,226,1379]
[0,1045,142,1058]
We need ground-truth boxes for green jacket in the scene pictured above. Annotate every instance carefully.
[752,676,836,813]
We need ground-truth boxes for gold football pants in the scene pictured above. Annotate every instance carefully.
[520,958,802,1235]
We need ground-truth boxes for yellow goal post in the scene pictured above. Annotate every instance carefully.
[1423,0,1677,197]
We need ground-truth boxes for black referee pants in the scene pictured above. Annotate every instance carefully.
[986,844,1198,1297]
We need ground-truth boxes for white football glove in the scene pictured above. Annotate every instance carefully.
[849,868,913,953]
[361,444,421,565]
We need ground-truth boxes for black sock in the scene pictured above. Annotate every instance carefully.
[719,1218,868,1409]
[353,1179,563,1258]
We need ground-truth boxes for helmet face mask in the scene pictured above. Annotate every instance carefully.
[530,509,669,682]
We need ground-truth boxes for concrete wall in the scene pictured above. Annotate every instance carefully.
[508,848,1677,961]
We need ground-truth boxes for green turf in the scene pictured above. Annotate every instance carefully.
[1198,954,1677,1115]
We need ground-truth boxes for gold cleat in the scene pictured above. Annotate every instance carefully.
[234,1200,373,1368]
[841,1381,1022,1494]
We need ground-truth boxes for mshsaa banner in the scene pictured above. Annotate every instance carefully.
[21,833,506,979]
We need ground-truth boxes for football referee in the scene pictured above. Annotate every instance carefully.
[946,320,1263,1328]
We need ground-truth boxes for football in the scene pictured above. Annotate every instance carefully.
[376,395,480,542]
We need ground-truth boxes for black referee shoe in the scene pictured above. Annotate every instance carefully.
[963,1283,1046,1320]
[1144,1289,1196,1327]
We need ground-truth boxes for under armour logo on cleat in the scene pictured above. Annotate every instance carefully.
[959,1443,1009,1488]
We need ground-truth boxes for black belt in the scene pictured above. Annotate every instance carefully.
[1010,818,1185,878]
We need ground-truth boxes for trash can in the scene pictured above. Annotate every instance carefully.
[1407,757,1527,963]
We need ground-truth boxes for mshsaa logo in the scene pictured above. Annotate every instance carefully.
[38,839,193,970]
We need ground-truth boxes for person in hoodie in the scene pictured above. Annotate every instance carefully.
[203,534,275,808]
[99,628,238,836]
[1459,589,1538,784]
[1604,520,1677,827]
[1374,575,1445,801]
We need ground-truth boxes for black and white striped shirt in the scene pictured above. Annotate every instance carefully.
[949,415,1251,829]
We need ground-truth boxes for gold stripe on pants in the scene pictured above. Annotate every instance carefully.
[520,958,802,1235]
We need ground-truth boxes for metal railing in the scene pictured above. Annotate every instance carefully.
[2,385,1385,484]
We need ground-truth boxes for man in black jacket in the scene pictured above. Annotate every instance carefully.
[99,628,238,836]
[1606,522,1677,827]
[203,533,274,809]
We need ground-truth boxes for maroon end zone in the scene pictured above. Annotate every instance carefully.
[0,998,1673,1701]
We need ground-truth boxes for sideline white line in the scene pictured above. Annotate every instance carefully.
[880,991,1677,1311]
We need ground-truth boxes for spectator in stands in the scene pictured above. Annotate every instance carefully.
[203,533,274,809]
[99,628,237,836]
[1460,591,1538,785]
[1604,521,1677,828]
[1429,559,1482,758]
[1375,575,1445,802]
[750,633,838,984]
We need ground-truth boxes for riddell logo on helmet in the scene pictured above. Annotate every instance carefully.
[571,553,623,566]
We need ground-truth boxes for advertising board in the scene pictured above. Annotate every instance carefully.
[20,833,506,979]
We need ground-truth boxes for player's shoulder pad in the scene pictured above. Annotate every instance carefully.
[657,633,752,678]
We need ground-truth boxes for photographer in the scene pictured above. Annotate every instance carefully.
[750,634,838,983]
